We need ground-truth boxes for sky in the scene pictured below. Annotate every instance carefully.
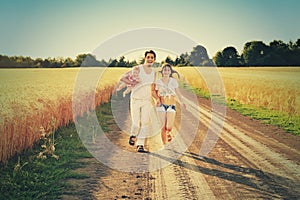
[0,0,299,62]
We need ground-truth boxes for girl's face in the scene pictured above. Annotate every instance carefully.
[162,66,171,77]
[144,53,155,65]
[132,69,139,76]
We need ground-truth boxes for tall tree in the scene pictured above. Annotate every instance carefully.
[117,56,127,67]
[83,54,100,66]
[178,53,190,66]
[213,51,225,66]
[164,56,174,65]
[75,54,88,66]
[188,45,211,66]
[76,54,100,66]
[222,46,241,66]
[0,55,13,67]
[268,40,288,65]
[108,58,118,67]
[242,41,269,66]
[295,39,300,48]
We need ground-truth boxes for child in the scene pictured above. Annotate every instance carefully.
[117,66,140,97]
[155,63,185,144]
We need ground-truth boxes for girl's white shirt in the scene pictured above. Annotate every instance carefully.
[155,77,178,97]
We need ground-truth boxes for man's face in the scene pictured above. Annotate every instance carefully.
[144,53,155,65]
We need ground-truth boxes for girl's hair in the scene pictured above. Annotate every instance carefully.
[160,63,180,78]
[131,66,140,75]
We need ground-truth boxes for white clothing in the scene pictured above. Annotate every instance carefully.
[130,98,152,146]
[131,65,155,100]
[130,65,155,146]
[155,77,178,97]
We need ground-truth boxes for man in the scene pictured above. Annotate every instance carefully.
[120,50,159,152]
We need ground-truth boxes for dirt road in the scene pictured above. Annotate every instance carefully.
[62,92,300,200]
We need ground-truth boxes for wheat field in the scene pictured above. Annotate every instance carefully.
[0,67,127,162]
[1,66,299,162]
[177,67,300,116]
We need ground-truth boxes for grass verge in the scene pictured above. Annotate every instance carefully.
[0,102,112,200]
[188,85,300,136]
[227,99,300,136]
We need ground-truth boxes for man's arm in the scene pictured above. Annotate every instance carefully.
[120,70,138,85]
[152,72,160,106]
[151,83,160,106]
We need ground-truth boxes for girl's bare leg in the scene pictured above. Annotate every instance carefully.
[166,111,176,142]
[161,128,167,144]
[156,108,167,144]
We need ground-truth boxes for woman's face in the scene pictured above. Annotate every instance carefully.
[162,66,171,77]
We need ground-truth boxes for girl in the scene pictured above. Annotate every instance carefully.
[116,66,141,97]
[155,63,186,144]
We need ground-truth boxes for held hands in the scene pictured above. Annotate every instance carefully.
[155,98,161,107]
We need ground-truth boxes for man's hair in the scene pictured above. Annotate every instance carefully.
[144,50,156,59]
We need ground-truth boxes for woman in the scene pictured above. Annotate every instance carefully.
[155,63,186,145]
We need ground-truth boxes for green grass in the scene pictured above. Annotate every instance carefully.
[228,99,300,135]
[0,102,112,200]
[181,82,210,99]
[182,84,299,136]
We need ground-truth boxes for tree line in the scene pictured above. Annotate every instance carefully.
[213,39,300,66]
[0,38,299,68]
[0,45,213,68]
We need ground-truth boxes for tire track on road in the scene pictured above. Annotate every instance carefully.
[183,95,300,199]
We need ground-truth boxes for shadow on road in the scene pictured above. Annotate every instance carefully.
[149,150,299,199]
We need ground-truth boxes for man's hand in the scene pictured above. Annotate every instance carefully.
[155,98,161,107]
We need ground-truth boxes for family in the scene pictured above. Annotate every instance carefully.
[118,50,186,153]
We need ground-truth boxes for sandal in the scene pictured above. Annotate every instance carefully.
[166,132,172,143]
[128,135,136,146]
[136,145,145,153]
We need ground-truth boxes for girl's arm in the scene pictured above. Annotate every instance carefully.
[120,71,131,84]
